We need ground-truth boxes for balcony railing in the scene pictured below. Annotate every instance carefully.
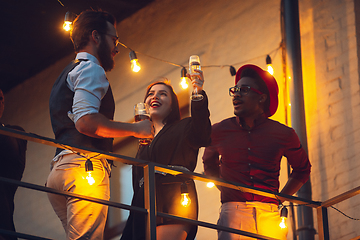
[1,125,357,240]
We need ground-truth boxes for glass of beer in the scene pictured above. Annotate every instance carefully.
[134,102,152,145]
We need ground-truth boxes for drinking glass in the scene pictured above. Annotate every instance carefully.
[134,102,152,145]
[189,55,204,101]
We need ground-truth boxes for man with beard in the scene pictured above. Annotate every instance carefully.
[202,64,311,240]
[47,10,153,240]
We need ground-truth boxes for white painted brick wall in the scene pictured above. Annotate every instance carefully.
[2,0,360,239]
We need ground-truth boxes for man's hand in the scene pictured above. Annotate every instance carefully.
[132,119,154,139]
[75,113,154,139]
[278,177,304,203]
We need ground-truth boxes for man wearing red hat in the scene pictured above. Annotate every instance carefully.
[203,64,311,240]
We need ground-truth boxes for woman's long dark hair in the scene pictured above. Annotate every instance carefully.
[144,81,181,125]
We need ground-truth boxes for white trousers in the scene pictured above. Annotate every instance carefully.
[217,201,288,240]
[46,154,110,240]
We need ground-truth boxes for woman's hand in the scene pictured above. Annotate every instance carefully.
[187,69,204,92]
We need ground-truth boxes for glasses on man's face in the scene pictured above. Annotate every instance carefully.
[229,86,263,97]
[104,33,120,47]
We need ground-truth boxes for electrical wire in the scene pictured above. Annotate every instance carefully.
[117,40,281,71]
[117,42,184,68]
[330,206,360,221]
[59,2,281,74]
[58,143,103,162]
[279,202,360,221]
[57,0,65,7]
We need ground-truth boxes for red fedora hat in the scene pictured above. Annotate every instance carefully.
[235,64,279,117]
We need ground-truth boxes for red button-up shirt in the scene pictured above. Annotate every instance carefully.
[203,116,311,204]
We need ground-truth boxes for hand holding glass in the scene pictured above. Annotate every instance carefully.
[189,55,204,101]
[134,103,152,145]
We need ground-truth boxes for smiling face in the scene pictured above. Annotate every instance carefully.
[145,84,173,123]
[233,77,266,118]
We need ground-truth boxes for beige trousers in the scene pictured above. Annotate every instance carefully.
[46,153,110,240]
[217,201,288,240]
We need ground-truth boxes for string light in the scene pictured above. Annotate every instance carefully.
[58,142,100,186]
[230,66,237,76]
[181,182,191,207]
[206,182,215,188]
[266,54,274,75]
[63,11,75,32]
[129,50,141,72]
[279,206,288,229]
[62,11,280,85]
[85,159,95,185]
[180,67,189,89]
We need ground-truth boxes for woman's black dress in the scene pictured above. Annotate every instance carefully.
[120,91,211,240]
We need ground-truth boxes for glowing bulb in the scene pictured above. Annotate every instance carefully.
[279,217,287,229]
[129,51,141,72]
[180,67,188,89]
[131,59,141,72]
[180,77,188,89]
[84,159,94,185]
[265,55,274,75]
[207,182,215,188]
[180,182,191,207]
[181,193,191,207]
[63,21,72,31]
[86,172,95,185]
[63,12,75,32]
[279,206,288,229]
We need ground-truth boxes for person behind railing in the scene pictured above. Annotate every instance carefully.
[202,64,311,240]
[0,89,27,240]
[46,10,153,240]
[120,74,211,240]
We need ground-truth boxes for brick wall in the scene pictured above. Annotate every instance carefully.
[2,0,360,239]
[300,0,360,239]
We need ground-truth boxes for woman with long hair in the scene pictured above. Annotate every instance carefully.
[121,70,211,240]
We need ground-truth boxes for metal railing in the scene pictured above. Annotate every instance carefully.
[0,125,358,240]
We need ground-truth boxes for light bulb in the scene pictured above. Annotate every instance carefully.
[266,55,274,75]
[129,51,141,72]
[181,193,191,207]
[207,182,215,188]
[63,12,75,32]
[180,67,188,89]
[279,206,288,229]
[229,66,236,76]
[181,182,191,207]
[131,59,141,72]
[279,217,287,229]
[85,159,95,185]
[180,78,188,89]
[63,21,72,31]
[86,172,95,185]
[267,65,274,75]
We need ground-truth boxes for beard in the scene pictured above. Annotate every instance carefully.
[97,38,115,72]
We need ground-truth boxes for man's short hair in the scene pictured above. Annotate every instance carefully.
[70,10,116,52]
